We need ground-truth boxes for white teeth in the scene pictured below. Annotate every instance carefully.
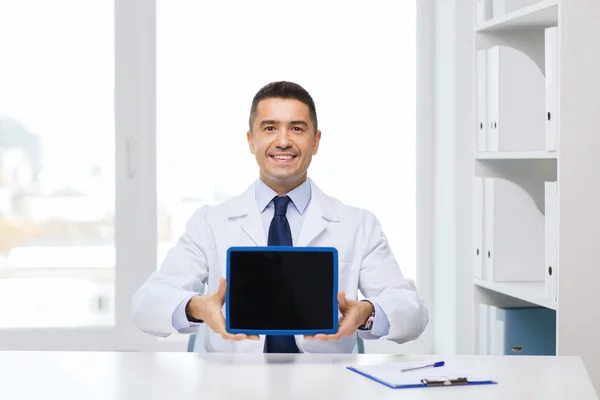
[273,155,294,160]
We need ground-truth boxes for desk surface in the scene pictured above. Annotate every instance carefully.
[0,351,596,400]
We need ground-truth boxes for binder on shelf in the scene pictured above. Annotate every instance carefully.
[473,177,484,279]
[490,306,556,356]
[477,0,493,24]
[478,304,488,355]
[486,46,546,152]
[476,50,487,152]
[483,177,545,282]
[487,305,505,355]
[545,181,558,301]
[346,362,496,389]
[483,178,494,280]
[492,0,505,17]
[493,0,544,16]
[545,26,559,151]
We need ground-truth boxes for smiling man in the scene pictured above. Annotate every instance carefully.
[132,81,429,353]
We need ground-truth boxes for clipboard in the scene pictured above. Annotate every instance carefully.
[346,362,497,389]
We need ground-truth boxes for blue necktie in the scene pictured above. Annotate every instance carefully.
[265,195,300,353]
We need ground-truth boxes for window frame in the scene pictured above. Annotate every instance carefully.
[0,0,435,353]
[0,0,156,351]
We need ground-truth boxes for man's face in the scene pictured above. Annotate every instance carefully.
[247,98,321,189]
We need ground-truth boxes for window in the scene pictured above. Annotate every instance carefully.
[0,0,430,352]
[157,1,417,282]
[0,1,114,328]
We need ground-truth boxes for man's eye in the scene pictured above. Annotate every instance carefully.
[292,127,303,132]
[264,126,275,131]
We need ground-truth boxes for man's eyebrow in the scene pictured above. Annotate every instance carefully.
[259,120,309,127]
[290,120,309,127]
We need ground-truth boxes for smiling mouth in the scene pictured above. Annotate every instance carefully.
[270,155,297,162]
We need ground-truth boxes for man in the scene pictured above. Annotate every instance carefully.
[132,81,428,353]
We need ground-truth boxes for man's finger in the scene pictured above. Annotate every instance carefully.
[207,308,228,334]
[215,323,259,341]
[308,333,329,341]
[330,315,359,341]
[337,292,349,312]
[221,333,259,341]
[307,321,354,341]
[211,312,259,341]
[336,318,356,338]
[216,278,227,301]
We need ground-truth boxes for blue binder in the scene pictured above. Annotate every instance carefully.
[496,307,556,356]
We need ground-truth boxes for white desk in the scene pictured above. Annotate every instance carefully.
[0,352,596,399]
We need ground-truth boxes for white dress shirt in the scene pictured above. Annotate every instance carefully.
[171,178,390,338]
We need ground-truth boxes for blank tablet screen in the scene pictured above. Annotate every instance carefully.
[226,247,337,333]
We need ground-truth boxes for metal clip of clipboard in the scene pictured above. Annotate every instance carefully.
[421,377,469,387]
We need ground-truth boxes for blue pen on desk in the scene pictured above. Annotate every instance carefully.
[400,361,445,372]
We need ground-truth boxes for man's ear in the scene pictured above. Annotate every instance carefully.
[247,130,255,154]
[312,130,322,155]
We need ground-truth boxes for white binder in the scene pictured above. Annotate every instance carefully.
[483,177,545,282]
[545,27,559,151]
[487,305,505,355]
[492,0,505,17]
[486,46,546,152]
[478,303,488,355]
[476,50,487,152]
[477,0,493,24]
[483,178,495,280]
[473,177,484,279]
[545,181,558,301]
[493,0,542,16]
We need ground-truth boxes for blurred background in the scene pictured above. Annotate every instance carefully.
[0,0,417,350]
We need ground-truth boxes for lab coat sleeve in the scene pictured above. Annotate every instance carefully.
[358,301,390,340]
[172,294,203,332]
[357,210,429,344]
[131,206,211,338]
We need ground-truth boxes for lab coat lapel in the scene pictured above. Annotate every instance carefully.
[225,182,267,246]
[297,181,339,247]
[240,211,266,246]
[226,179,339,247]
[296,201,327,247]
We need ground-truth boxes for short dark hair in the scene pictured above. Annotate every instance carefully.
[248,81,318,133]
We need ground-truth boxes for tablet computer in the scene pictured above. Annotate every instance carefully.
[225,246,338,335]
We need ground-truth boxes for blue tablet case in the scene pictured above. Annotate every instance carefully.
[225,246,339,335]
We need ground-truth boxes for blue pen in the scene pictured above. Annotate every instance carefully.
[400,361,445,372]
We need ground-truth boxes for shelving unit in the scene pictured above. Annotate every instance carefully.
[474,278,556,310]
[475,0,557,32]
[468,0,600,388]
[475,151,556,160]
[473,0,558,354]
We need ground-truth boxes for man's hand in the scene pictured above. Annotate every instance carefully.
[186,278,259,341]
[305,292,374,341]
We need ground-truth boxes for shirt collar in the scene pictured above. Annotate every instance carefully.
[255,177,311,215]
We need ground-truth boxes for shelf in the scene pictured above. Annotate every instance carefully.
[475,0,558,32]
[475,151,557,160]
[474,278,557,310]
[475,152,557,183]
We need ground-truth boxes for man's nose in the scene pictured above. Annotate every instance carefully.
[274,129,292,148]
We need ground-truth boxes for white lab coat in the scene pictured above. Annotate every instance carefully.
[132,180,428,353]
